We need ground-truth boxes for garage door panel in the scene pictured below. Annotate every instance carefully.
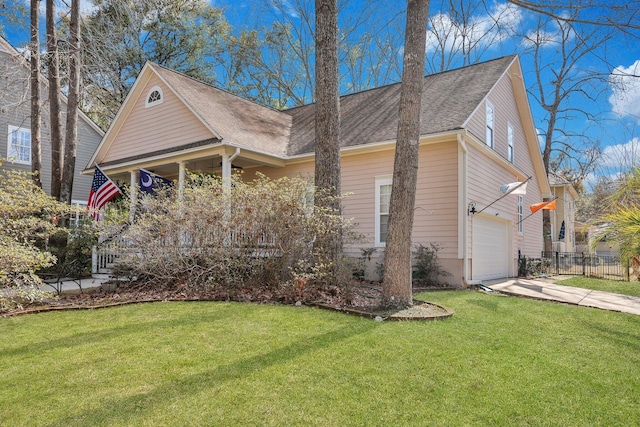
[472,215,509,280]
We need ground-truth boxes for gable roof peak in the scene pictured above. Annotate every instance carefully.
[146,61,285,115]
[144,61,292,157]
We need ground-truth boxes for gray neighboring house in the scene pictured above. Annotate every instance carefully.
[0,36,104,208]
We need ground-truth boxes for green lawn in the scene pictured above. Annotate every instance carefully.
[555,276,640,298]
[1,292,639,426]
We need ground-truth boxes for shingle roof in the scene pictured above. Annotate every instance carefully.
[151,63,292,156]
[548,172,572,186]
[285,55,516,156]
[149,55,516,158]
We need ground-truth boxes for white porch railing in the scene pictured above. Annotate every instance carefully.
[92,234,126,275]
[91,227,282,276]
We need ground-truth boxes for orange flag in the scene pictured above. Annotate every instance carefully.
[530,199,556,213]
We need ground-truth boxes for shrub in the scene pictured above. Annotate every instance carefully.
[41,219,99,281]
[0,163,68,287]
[0,161,65,310]
[114,173,352,291]
[0,283,57,312]
[412,243,451,287]
[352,248,377,281]
[518,256,551,277]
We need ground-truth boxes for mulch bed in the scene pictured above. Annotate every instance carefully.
[1,280,454,321]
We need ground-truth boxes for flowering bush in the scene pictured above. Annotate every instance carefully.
[0,161,66,308]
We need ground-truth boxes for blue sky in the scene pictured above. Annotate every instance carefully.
[2,0,639,185]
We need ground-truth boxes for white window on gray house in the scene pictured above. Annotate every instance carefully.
[507,123,514,162]
[375,176,392,246]
[486,101,494,148]
[69,202,88,227]
[145,86,163,107]
[517,195,524,234]
[7,125,31,165]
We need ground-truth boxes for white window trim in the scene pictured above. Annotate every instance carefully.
[486,101,494,148]
[517,195,524,234]
[145,86,164,108]
[375,176,392,247]
[69,201,88,227]
[7,125,31,165]
[507,122,514,163]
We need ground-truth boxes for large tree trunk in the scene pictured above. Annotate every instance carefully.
[382,0,430,308]
[61,0,81,205]
[46,0,64,200]
[30,0,42,189]
[542,116,554,253]
[314,0,342,263]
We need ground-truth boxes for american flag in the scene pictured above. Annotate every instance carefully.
[87,165,121,220]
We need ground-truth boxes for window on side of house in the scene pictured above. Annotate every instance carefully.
[507,123,514,163]
[69,202,88,227]
[375,177,392,246]
[486,101,494,148]
[7,125,31,165]
[145,86,163,107]
[517,195,524,234]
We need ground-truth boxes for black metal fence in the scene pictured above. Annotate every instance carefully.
[518,252,629,281]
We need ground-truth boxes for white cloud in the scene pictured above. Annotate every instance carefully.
[35,0,97,16]
[80,0,98,15]
[425,2,522,55]
[521,13,575,49]
[600,137,640,169]
[609,60,640,122]
[521,29,559,48]
[269,0,300,19]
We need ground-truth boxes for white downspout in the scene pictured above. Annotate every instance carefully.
[457,133,469,285]
[229,147,241,163]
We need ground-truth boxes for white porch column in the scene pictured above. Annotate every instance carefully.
[178,161,186,200]
[221,154,231,191]
[176,161,187,246]
[221,148,241,191]
[129,170,137,223]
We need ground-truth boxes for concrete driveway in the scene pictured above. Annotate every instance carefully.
[484,277,640,316]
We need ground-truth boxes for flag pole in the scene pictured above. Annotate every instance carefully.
[517,197,558,225]
[472,176,531,215]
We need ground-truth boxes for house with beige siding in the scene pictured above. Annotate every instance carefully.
[85,55,551,285]
[0,36,104,207]
[548,172,579,253]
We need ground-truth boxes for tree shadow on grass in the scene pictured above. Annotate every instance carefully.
[45,318,376,426]
[579,316,640,353]
[0,304,231,358]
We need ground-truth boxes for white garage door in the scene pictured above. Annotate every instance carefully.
[472,215,510,281]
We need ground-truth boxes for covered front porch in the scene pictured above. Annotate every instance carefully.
[89,142,286,221]
[87,142,289,277]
